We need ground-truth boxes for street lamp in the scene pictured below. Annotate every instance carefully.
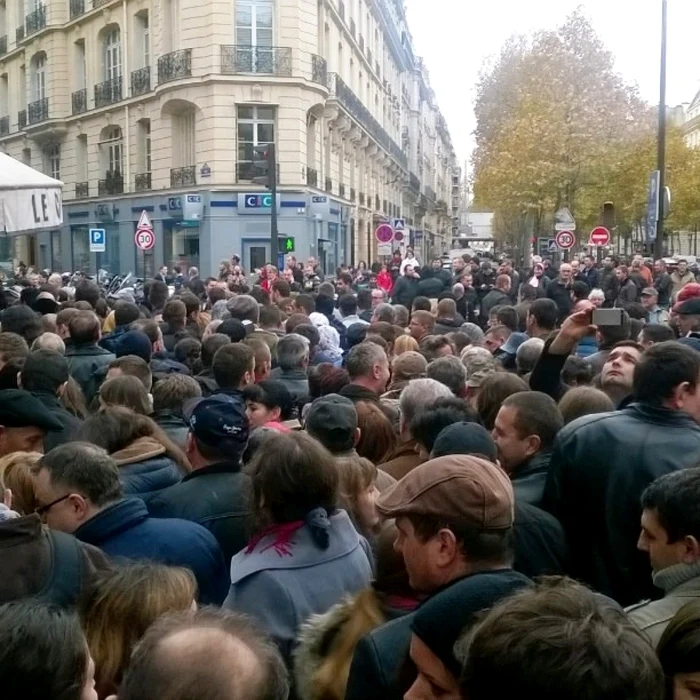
[654,0,668,260]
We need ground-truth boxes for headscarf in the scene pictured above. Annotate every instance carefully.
[309,313,343,363]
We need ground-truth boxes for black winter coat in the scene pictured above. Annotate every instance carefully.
[65,343,115,403]
[546,280,574,321]
[31,391,82,453]
[391,276,419,308]
[543,404,700,606]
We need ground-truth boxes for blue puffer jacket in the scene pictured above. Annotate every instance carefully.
[112,437,184,502]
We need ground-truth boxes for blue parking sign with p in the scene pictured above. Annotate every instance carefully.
[89,228,106,253]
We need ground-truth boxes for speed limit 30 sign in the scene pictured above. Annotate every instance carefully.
[554,230,576,250]
[135,228,155,250]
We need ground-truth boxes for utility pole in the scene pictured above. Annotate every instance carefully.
[268,144,279,268]
[654,0,668,260]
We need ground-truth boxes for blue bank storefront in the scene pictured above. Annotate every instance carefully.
[15,189,351,278]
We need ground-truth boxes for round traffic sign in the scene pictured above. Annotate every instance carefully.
[393,230,404,243]
[589,226,611,247]
[135,228,155,250]
[554,230,575,250]
[375,224,394,244]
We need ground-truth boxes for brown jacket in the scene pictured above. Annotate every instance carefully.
[379,440,425,481]
[0,513,110,605]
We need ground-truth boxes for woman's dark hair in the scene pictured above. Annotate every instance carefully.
[476,372,529,430]
[246,431,338,527]
[658,599,700,697]
[308,363,350,400]
[0,602,91,700]
[77,407,190,472]
[99,375,152,415]
[355,400,397,464]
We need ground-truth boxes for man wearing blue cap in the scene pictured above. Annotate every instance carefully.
[148,394,251,564]
[0,389,63,457]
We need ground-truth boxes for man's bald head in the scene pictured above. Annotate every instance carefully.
[116,609,288,700]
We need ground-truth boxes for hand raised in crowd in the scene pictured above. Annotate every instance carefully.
[549,302,597,355]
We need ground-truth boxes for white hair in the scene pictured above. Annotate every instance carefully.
[588,288,605,301]
[399,378,452,427]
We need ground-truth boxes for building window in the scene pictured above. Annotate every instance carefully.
[31,52,45,101]
[0,74,8,116]
[43,143,60,179]
[76,134,87,180]
[104,27,121,81]
[74,39,86,90]
[21,146,30,165]
[135,11,149,68]
[236,105,275,180]
[172,110,195,167]
[162,0,179,53]
[139,118,151,173]
[101,125,123,173]
[235,0,273,47]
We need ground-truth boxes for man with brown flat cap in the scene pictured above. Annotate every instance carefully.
[346,455,523,700]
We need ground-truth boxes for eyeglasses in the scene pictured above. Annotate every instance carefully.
[35,493,71,517]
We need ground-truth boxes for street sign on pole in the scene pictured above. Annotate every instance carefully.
[647,170,660,242]
[589,226,611,247]
[537,237,555,257]
[375,223,394,244]
[89,228,106,253]
[554,207,576,232]
[554,230,576,250]
[135,209,155,251]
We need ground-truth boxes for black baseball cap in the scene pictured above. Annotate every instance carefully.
[305,394,358,454]
[676,298,700,316]
[183,394,249,455]
[0,389,64,432]
[431,422,498,462]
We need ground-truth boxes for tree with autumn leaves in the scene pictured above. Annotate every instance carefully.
[472,9,700,257]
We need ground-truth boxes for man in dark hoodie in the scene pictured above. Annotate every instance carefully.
[416,259,452,299]
[100,302,142,354]
[480,274,512,321]
[434,298,465,334]
[391,265,420,309]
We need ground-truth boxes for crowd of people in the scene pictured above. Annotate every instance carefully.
[2,247,700,700]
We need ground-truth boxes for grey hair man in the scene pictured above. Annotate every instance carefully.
[516,338,545,377]
[31,332,66,355]
[273,333,310,409]
[379,378,452,480]
[227,295,260,325]
[427,356,468,398]
[340,342,391,403]
[371,303,395,325]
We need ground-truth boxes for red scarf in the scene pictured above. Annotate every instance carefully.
[246,521,304,557]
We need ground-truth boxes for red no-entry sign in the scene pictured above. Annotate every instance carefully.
[589,226,611,246]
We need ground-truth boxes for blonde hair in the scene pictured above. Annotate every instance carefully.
[393,334,419,356]
[79,563,196,698]
[0,452,41,514]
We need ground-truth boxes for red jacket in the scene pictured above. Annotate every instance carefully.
[377,271,393,293]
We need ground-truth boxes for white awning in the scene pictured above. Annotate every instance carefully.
[0,152,63,233]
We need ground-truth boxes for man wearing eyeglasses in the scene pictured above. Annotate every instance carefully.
[0,389,63,457]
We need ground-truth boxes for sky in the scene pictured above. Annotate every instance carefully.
[404,0,700,167]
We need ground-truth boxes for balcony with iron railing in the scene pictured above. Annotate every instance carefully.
[25,4,46,36]
[328,73,408,171]
[72,88,87,115]
[28,97,48,124]
[69,0,85,19]
[94,76,122,108]
[18,109,26,129]
[171,165,196,188]
[311,54,327,86]
[158,49,191,84]
[75,181,89,198]
[306,167,318,187]
[0,35,7,56]
[0,116,8,136]
[92,0,111,8]
[131,66,151,96]
[135,172,152,191]
[221,45,291,77]
[98,171,124,195]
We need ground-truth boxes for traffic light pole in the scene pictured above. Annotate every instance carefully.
[268,144,279,268]
[654,0,668,260]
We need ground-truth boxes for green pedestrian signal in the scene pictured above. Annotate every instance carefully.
[278,237,295,253]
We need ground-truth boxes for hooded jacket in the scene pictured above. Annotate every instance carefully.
[65,343,115,403]
[111,437,184,501]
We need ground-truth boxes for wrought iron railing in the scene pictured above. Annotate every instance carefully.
[328,73,408,170]
[220,45,291,77]
[325,177,333,193]
[98,172,124,195]
[69,0,85,19]
[94,76,122,108]
[71,88,87,115]
[135,172,152,191]
[16,25,24,43]
[28,97,48,124]
[92,0,111,8]
[0,116,8,136]
[131,66,150,96]
[0,36,7,56]
[306,167,318,187]
[311,54,327,86]
[18,109,26,129]
[75,181,89,198]
[170,165,196,188]
[158,49,191,84]
[25,4,46,35]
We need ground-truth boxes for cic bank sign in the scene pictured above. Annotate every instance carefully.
[237,193,280,214]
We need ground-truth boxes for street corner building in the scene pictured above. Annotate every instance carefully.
[0,0,459,277]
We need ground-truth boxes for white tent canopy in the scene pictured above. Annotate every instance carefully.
[0,152,63,233]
